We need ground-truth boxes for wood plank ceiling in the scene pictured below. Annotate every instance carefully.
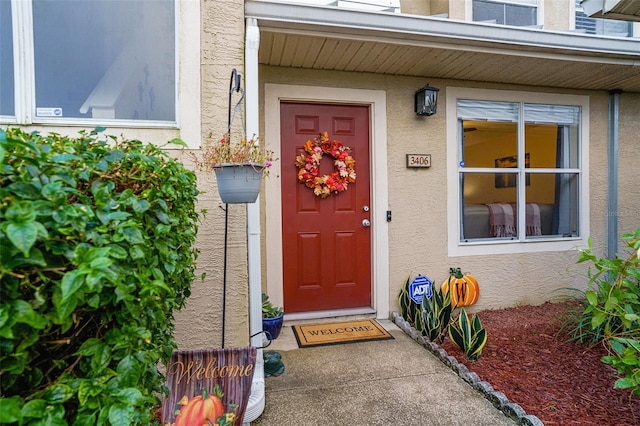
[258,31,640,92]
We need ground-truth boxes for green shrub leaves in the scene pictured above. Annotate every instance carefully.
[0,128,200,424]
[571,228,640,396]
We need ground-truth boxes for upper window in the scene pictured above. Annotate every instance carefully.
[287,0,400,13]
[575,0,633,37]
[472,0,537,26]
[446,88,590,257]
[1,0,15,117]
[1,0,176,125]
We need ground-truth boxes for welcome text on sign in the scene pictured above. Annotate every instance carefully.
[168,358,254,385]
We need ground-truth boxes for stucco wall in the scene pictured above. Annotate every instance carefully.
[399,0,450,17]
[447,0,467,21]
[575,91,640,278]
[429,0,452,17]
[171,0,250,351]
[259,66,628,316]
[543,0,571,31]
[399,0,431,16]
[587,94,610,258]
[584,92,640,259]
[616,93,640,250]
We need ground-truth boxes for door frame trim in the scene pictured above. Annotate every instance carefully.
[264,83,389,319]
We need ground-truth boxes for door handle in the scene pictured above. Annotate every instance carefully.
[362,219,371,227]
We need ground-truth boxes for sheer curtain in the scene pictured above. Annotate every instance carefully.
[552,126,571,235]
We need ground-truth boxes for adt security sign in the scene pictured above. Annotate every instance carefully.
[409,275,433,304]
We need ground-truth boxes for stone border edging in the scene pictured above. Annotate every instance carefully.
[392,312,544,426]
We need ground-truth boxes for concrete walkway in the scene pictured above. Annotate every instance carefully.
[251,319,516,425]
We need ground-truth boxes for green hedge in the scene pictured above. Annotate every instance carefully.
[578,228,640,396]
[0,128,200,425]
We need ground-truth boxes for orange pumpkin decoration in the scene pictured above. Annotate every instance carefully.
[441,267,480,308]
[174,387,225,426]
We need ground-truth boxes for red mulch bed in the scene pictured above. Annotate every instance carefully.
[441,301,640,425]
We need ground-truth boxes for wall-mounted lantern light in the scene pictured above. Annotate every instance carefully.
[414,84,439,116]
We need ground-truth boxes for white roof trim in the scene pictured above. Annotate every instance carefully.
[246,0,640,60]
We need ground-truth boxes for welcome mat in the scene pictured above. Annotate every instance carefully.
[292,319,394,348]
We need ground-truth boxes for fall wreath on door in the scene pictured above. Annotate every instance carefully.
[295,131,356,198]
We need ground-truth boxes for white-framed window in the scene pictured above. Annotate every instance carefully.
[1,0,177,126]
[472,0,538,26]
[286,0,401,13]
[575,0,633,37]
[1,0,15,118]
[446,88,590,257]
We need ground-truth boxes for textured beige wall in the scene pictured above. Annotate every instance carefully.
[399,0,431,16]
[543,0,571,31]
[616,93,640,250]
[259,66,625,316]
[579,92,640,264]
[447,0,467,21]
[171,0,250,351]
[399,0,450,17]
[430,0,452,17]
[587,94,610,259]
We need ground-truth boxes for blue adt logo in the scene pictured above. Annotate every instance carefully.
[409,275,433,305]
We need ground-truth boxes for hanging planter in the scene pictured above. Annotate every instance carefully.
[214,162,265,204]
[189,133,275,205]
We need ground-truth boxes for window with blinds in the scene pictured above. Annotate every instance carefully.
[472,0,538,26]
[575,0,633,37]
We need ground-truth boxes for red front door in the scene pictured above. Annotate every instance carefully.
[280,102,372,314]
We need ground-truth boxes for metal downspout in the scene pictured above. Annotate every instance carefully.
[243,17,266,424]
[607,90,621,259]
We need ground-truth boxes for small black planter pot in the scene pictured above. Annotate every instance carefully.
[262,313,284,341]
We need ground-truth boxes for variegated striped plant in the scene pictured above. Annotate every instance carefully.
[420,287,452,343]
[448,308,487,361]
[398,275,423,332]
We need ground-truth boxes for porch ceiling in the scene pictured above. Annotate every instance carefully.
[246,1,640,93]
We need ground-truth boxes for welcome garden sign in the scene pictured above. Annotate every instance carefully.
[161,347,256,425]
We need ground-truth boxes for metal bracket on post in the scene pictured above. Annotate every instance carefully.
[228,69,242,133]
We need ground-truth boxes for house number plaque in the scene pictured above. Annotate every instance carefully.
[406,154,431,168]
